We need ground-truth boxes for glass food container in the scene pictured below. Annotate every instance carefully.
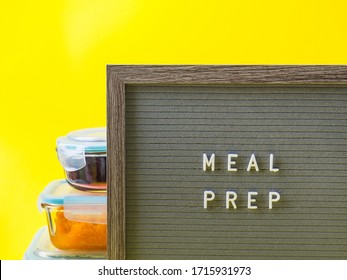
[38,180,107,251]
[56,127,106,190]
[24,227,107,260]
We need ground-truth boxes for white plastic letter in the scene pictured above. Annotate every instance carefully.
[247,154,259,171]
[269,191,280,209]
[226,191,238,209]
[248,191,258,209]
[269,154,279,172]
[227,154,238,171]
[204,190,215,208]
[203,153,215,171]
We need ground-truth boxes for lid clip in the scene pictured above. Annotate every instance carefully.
[57,144,86,172]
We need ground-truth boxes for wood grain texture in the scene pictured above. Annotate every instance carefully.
[107,65,347,260]
[107,70,126,259]
[107,65,347,84]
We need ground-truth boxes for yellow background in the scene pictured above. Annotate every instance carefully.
[0,0,346,259]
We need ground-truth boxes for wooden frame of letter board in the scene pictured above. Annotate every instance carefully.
[107,65,347,260]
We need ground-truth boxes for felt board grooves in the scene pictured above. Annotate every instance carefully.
[124,85,347,259]
[107,65,347,260]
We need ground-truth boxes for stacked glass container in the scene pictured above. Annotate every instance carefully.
[24,128,107,260]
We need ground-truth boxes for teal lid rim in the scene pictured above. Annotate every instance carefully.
[38,180,107,209]
[56,137,107,153]
[56,127,107,154]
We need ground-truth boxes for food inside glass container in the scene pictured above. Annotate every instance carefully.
[56,127,107,190]
[39,180,107,251]
[64,153,106,190]
[43,205,107,250]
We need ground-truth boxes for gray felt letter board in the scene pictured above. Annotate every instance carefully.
[107,65,347,259]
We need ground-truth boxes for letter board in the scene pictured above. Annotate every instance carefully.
[107,65,347,259]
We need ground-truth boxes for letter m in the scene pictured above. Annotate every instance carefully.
[203,153,215,171]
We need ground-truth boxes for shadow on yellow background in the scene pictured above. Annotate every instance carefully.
[0,0,346,259]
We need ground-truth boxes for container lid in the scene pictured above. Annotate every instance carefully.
[23,227,107,260]
[56,127,106,171]
[38,180,107,224]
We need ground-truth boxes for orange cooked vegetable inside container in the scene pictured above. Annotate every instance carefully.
[48,207,107,250]
[39,180,107,251]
